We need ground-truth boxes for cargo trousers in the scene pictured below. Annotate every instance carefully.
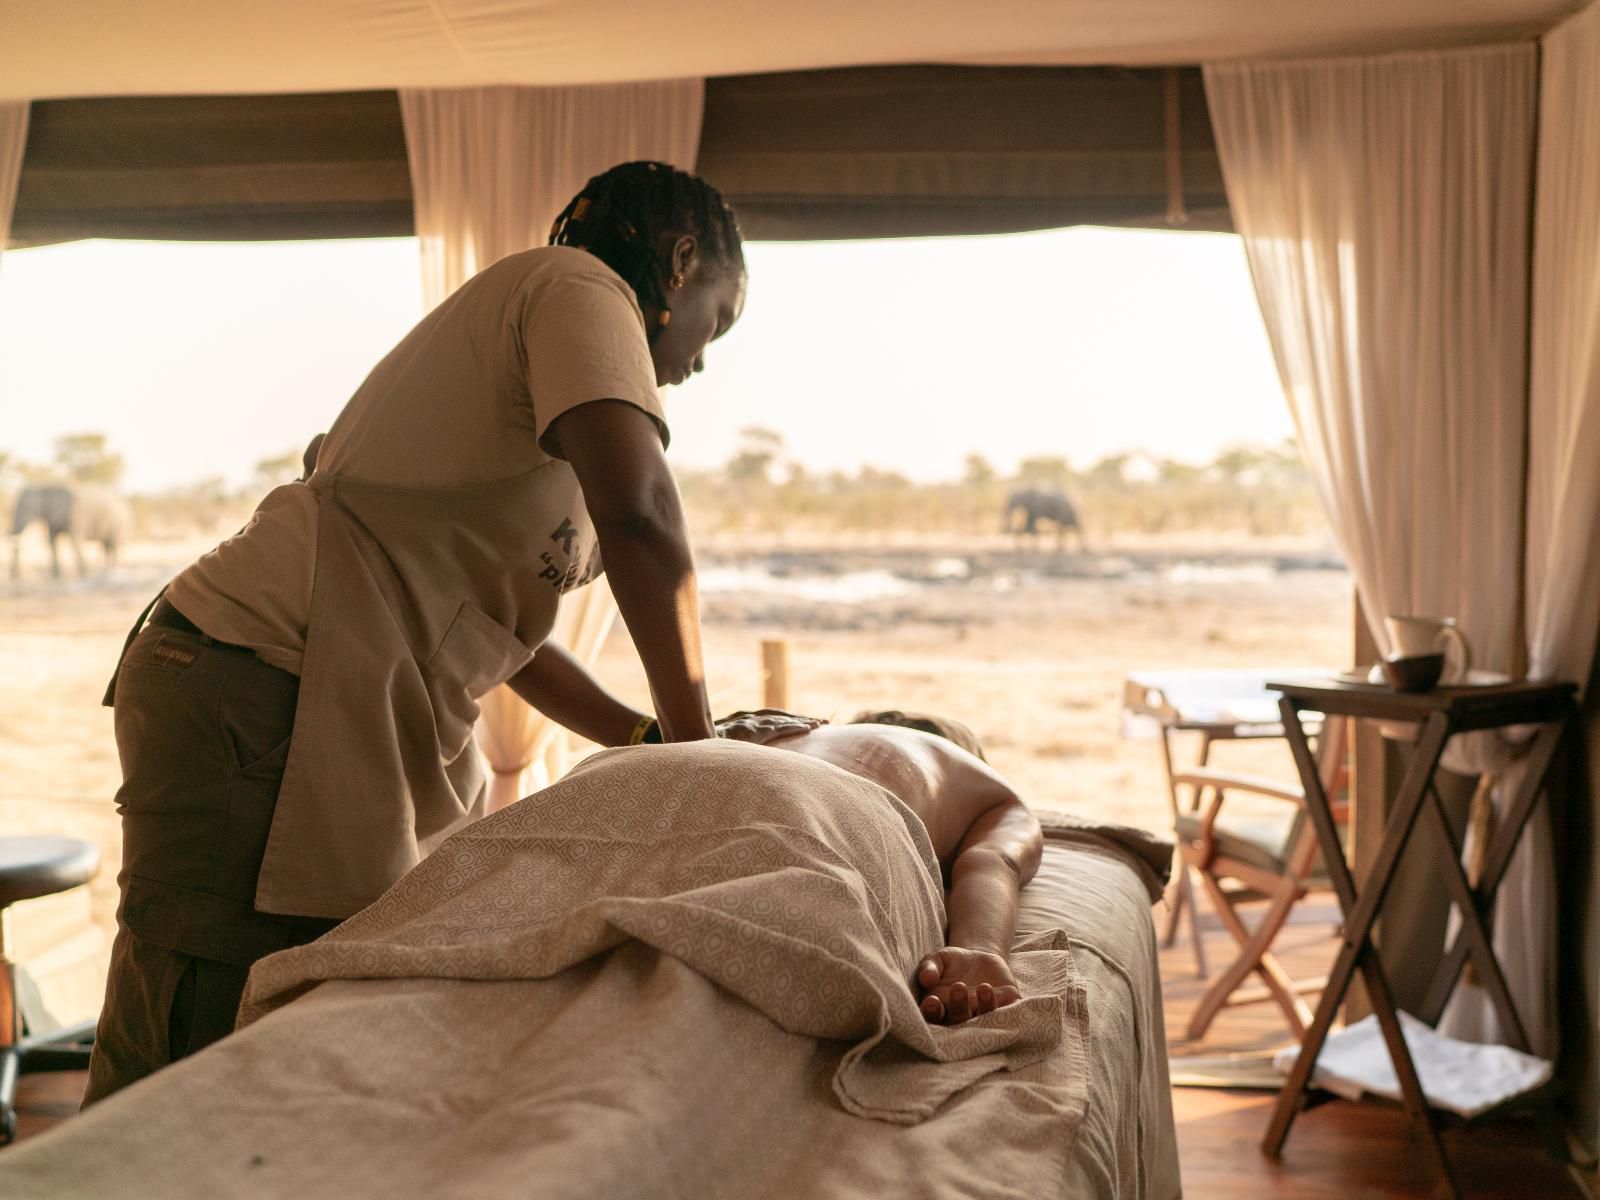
[83,611,338,1106]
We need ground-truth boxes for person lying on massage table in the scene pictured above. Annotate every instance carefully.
[772,711,1043,1027]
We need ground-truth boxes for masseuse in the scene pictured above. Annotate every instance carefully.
[86,161,812,1103]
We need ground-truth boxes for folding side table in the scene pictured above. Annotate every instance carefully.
[1260,677,1576,1199]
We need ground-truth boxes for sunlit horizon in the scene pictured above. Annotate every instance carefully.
[0,227,1294,494]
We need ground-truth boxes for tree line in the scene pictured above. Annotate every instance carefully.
[679,427,1325,540]
[4,429,1326,543]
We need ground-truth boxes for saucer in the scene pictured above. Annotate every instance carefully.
[1339,665,1513,687]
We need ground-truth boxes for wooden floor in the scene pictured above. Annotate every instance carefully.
[1160,894,1590,1199]
[5,894,1593,1199]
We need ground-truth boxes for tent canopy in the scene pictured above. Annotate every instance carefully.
[5,0,1582,247]
[1,0,1581,101]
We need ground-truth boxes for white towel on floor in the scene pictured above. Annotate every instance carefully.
[1273,1011,1552,1117]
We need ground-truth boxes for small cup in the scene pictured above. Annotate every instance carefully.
[1385,616,1472,683]
[1381,652,1445,693]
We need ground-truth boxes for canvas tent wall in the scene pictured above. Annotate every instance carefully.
[7,67,1227,248]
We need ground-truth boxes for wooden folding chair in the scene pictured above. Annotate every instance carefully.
[1124,671,1323,981]
[1173,716,1349,1040]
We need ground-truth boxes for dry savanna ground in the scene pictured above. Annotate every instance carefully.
[0,527,1351,1027]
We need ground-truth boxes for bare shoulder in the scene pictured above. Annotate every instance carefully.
[773,725,1018,862]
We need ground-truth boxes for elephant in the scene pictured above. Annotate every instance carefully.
[10,483,131,579]
[1003,487,1087,551]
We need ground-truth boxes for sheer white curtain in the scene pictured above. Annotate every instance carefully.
[1480,0,1600,1058]
[401,83,703,314]
[0,102,28,262]
[1525,0,1600,751]
[400,81,705,810]
[1203,47,1556,1048]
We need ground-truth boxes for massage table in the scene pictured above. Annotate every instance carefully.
[0,743,1181,1199]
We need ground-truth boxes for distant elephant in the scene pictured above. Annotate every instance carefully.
[10,483,131,579]
[1003,487,1087,551]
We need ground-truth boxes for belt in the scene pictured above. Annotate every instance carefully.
[148,596,250,652]
[105,590,252,707]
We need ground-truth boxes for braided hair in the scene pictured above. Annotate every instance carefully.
[549,162,744,340]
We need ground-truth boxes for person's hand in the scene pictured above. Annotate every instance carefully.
[915,947,1021,1025]
[714,708,825,744]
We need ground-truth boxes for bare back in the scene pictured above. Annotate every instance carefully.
[770,724,1019,868]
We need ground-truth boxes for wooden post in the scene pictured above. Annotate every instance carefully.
[761,638,790,710]
[1163,68,1188,226]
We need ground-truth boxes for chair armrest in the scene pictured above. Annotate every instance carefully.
[1188,789,1229,865]
[1169,766,1305,806]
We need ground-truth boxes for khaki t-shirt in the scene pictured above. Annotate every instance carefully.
[166,246,664,673]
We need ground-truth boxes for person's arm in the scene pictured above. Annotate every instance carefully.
[544,399,715,742]
[917,778,1043,1025]
[943,799,1043,958]
[505,639,651,747]
[508,645,825,748]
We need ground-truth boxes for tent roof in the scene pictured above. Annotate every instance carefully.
[3,0,1584,101]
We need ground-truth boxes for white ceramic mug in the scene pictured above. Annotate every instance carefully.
[1385,615,1473,683]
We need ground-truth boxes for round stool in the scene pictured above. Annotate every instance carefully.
[0,836,100,1144]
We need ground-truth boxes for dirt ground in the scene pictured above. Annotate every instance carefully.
[0,531,1351,981]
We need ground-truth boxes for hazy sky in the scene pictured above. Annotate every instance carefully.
[0,227,1293,493]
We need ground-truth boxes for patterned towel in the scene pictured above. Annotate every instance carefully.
[241,739,1077,1125]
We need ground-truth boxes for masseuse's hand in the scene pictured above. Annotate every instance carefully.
[916,947,1021,1025]
[714,708,824,745]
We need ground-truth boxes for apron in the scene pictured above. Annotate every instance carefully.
[257,467,602,918]
[109,463,602,922]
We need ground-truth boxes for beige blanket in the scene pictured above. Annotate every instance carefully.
[240,739,1079,1125]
